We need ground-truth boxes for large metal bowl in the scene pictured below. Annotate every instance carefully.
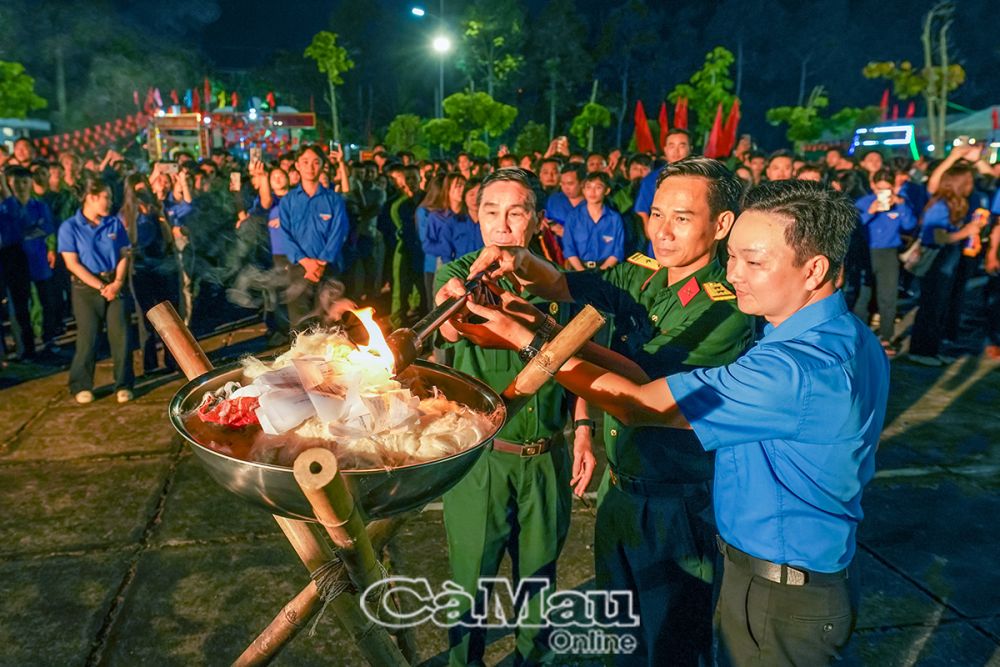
[169,359,506,521]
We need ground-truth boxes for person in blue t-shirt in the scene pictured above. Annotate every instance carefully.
[461,180,889,667]
[274,145,349,330]
[853,168,916,351]
[562,171,625,271]
[58,177,134,404]
[634,128,693,227]
[543,162,585,239]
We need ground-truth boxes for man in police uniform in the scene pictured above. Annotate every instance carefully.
[469,157,754,664]
[434,167,594,666]
[465,180,889,667]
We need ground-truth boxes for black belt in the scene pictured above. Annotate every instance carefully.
[608,468,704,498]
[584,261,598,269]
[491,436,559,458]
[716,535,848,587]
[72,271,116,286]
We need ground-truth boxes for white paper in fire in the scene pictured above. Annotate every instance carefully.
[210,327,497,469]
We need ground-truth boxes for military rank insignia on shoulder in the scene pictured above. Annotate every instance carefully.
[626,252,659,271]
[703,282,736,301]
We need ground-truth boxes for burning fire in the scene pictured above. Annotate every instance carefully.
[337,308,395,375]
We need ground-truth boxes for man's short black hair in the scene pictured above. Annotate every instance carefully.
[767,149,795,166]
[871,168,895,184]
[584,171,612,189]
[627,153,653,169]
[665,128,691,141]
[477,167,545,215]
[295,144,327,165]
[748,151,766,162]
[741,180,858,281]
[656,155,743,220]
[860,149,883,161]
[539,156,562,168]
[4,165,32,179]
[559,162,586,181]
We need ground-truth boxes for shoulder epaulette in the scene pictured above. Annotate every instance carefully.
[703,282,736,301]
[626,252,660,271]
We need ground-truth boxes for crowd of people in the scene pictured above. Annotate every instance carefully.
[1,124,999,664]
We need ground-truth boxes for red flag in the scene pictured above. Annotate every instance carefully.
[170,89,179,105]
[204,78,212,110]
[674,97,689,130]
[992,107,999,130]
[192,89,201,113]
[720,99,741,156]
[703,103,726,158]
[657,102,669,150]
[132,90,139,107]
[891,104,899,120]
[266,91,277,109]
[153,88,163,108]
[905,101,915,118]
[231,92,239,109]
[879,89,890,120]
[633,100,656,153]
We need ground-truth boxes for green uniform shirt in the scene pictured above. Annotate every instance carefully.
[565,256,754,482]
[435,251,568,444]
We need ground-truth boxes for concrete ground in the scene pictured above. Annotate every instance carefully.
[1,310,999,666]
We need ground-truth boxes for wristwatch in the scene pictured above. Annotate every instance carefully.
[574,419,596,434]
[518,316,557,363]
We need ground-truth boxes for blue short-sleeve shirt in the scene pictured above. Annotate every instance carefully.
[919,200,955,246]
[667,292,889,572]
[58,209,131,275]
[562,204,625,264]
[275,184,349,268]
[543,191,583,226]
[633,166,665,216]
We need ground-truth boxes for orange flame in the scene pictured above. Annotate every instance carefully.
[352,307,395,374]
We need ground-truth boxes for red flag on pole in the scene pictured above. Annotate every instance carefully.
[703,103,726,158]
[192,89,201,113]
[992,107,999,130]
[720,98,741,157]
[153,88,163,108]
[633,100,656,153]
[891,104,899,120]
[905,101,915,118]
[657,102,669,150]
[170,89,179,105]
[674,97,689,130]
[879,89,890,120]
[231,92,239,109]
[204,78,212,110]
[266,91,277,109]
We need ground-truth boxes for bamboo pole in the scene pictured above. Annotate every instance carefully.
[147,302,408,667]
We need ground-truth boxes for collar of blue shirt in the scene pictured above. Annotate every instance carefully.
[760,291,848,343]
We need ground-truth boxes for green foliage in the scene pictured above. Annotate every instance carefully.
[423,118,463,152]
[304,31,355,85]
[827,106,883,135]
[465,139,491,158]
[458,0,525,95]
[514,121,549,155]
[569,102,612,148]
[0,61,46,118]
[442,91,518,139]
[385,114,426,155]
[668,47,737,138]
[766,87,829,143]
[862,60,965,99]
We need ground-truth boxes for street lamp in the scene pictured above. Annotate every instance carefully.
[431,35,452,119]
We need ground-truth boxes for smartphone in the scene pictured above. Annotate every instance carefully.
[160,162,179,175]
[249,147,262,163]
[876,188,892,212]
[229,172,241,192]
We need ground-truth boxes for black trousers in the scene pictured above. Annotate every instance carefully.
[910,245,961,356]
[130,262,178,373]
[852,247,900,341]
[286,263,339,333]
[716,543,858,667]
[33,277,63,344]
[0,244,36,356]
[69,283,134,393]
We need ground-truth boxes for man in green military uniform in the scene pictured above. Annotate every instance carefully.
[467,157,754,665]
[434,167,595,666]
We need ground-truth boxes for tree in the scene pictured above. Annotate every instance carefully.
[457,0,525,98]
[862,2,964,157]
[442,91,517,151]
[0,61,46,118]
[767,87,882,151]
[514,121,549,155]
[668,47,738,143]
[384,114,427,158]
[570,81,612,151]
[304,31,354,143]
[528,0,591,140]
[423,118,463,154]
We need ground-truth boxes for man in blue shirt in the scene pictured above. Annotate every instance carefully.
[854,168,916,351]
[275,144,349,330]
[464,180,888,666]
[562,172,625,271]
[0,166,41,358]
[634,128,693,228]
[543,162,585,240]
